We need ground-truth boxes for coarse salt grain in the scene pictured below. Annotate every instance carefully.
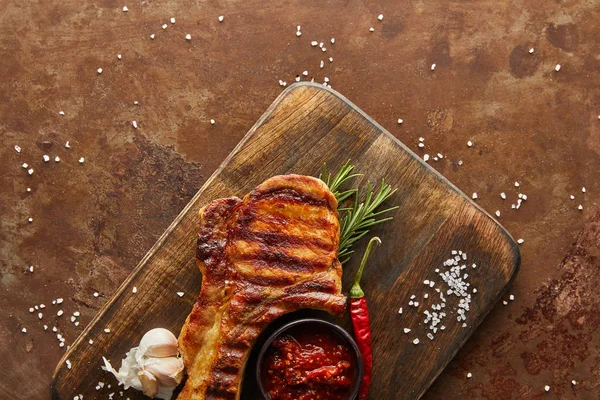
[15,145,21,153]
[377,14,384,20]
[529,48,534,54]
[104,328,111,333]
[150,34,155,40]
[369,27,374,32]
[73,311,80,316]
[500,192,506,199]
[413,338,419,345]
[509,294,515,301]
[57,310,64,316]
[578,205,583,210]
[572,380,577,385]
[170,17,175,24]
[59,111,65,115]
[66,359,72,369]
[502,301,508,305]
[398,307,403,314]
[403,328,411,333]
[545,385,550,392]
[185,34,191,40]
[79,157,85,164]
[555,64,561,72]
[582,187,586,193]
[517,238,524,244]
[97,68,103,74]
[65,141,70,148]
[22,328,27,333]
[218,15,224,22]
[320,60,324,69]
[27,188,31,192]
[43,155,50,162]
[162,24,168,30]
[329,57,333,62]
[55,156,61,162]
[132,286,137,293]
[122,6,128,12]
[177,292,184,297]
[431,63,436,71]
[210,119,215,125]
[515,181,520,187]
[132,120,138,129]
[28,218,33,223]
[472,193,478,200]
[38,312,43,319]
[423,154,430,162]
[311,41,318,47]
[89,339,94,344]
[467,141,473,147]
[467,372,472,378]
[331,38,335,44]
[397,119,403,124]
[93,292,99,297]
[495,210,501,217]
[117,53,121,60]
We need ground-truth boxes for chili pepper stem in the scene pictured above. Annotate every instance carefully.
[350,237,381,298]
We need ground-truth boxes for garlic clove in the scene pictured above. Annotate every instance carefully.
[139,328,179,358]
[143,356,184,388]
[139,370,159,397]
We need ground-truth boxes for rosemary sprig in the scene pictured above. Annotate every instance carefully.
[320,162,398,263]
[319,160,362,204]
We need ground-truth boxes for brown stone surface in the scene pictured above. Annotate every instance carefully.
[0,0,598,399]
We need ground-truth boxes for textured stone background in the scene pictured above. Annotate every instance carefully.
[1,0,599,398]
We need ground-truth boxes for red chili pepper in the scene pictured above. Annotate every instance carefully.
[350,236,381,400]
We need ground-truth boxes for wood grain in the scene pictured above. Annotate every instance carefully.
[51,82,519,400]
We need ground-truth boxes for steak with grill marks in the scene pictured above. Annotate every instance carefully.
[177,174,346,400]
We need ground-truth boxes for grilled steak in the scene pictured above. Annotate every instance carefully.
[178,174,346,400]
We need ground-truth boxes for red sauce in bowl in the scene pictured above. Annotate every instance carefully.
[261,326,356,400]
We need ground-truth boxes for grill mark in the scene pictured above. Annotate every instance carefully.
[284,279,339,295]
[235,249,330,273]
[251,189,330,207]
[236,229,334,251]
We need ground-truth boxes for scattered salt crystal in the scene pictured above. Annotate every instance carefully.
[467,141,473,147]
[22,163,28,169]
[57,310,64,316]
[495,210,501,217]
[150,34,155,40]
[570,195,575,200]
[14,145,21,153]
[170,17,175,24]
[514,181,520,187]
[397,119,403,124]
[56,298,63,304]
[555,64,561,72]
[38,312,43,319]
[320,60,324,69]
[29,307,34,313]
[89,339,94,344]
[377,14,384,21]
[472,193,478,200]
[329,57,333,62]
[545,385,550,392]
[509,294,515,301]
[423,154,430,162]
[79,157,85,164]
[517,238,524,244]
[578,204,583,210]
[43,155,50,162]
[582,187,586,193]
[218,15,224,22]
[93,292,99,297]
[66,359,72,369]
[132,286,137,293]
[572,380,577,385]
[500,192,506,199]
[132,120,138,129]
[40,304,45,309]
[185,34,191,40]
[28,218,33,223]
[122,6,128,12]
[431,63,436,71]
[413,338,419,345]
[55,156,61,162]
[369,27,374,32]
[28,168,34,175]
[22,328,27,333]
[398,307,403,314]
[529,48,534,54]
[59,111,65,116]
[162,24,167,30]
[117,53,121,60]
[210,119,215,125]
[502,301,508,305]
[104,328,111,333]
[331,38,335,44]
[177,292,184,297]
[403,328,411,333]
[97,68,103,74]
[467,372,472,378]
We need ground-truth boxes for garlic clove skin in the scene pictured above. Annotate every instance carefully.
[139,370,159,397]
[143,356,185,388]
[139,328,179,358]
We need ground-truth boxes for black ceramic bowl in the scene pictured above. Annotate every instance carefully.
[256,318,363,400]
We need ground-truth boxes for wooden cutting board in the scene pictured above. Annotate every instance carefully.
[52,82,519,400]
